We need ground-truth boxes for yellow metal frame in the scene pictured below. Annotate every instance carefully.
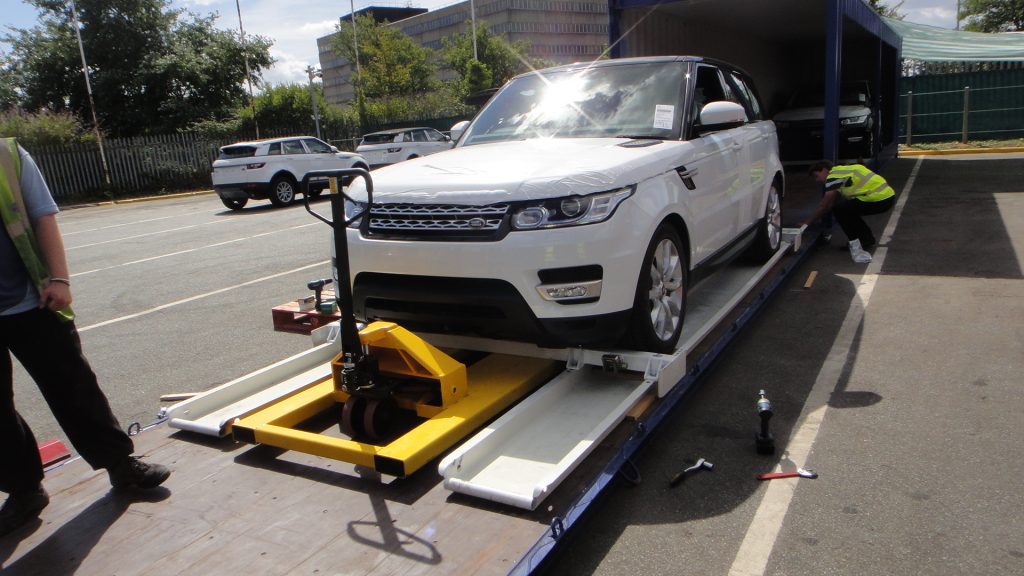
[233,322,560,477]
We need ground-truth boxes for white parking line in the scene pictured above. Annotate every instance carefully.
[727,157,923,576]
[72,222,318,277]
[66,218,241,251]
[61,214,178,236]
[78,260,330,333]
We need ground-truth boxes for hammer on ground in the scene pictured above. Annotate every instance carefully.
[669,457,714,487]
[307,278,333,309]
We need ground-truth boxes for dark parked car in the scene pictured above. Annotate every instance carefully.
[773,82,875,163]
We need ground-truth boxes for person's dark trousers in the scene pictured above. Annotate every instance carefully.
[0,308,133,494]
[833,195,895,249]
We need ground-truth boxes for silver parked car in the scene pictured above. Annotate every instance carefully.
[355,127,454,169]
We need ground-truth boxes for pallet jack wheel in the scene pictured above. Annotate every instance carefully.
[363,397,399,440]
[341,396,368,438]
[341,396,399,440]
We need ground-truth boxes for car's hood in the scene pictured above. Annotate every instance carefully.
[349,138,688,204]
[773,105,870,122]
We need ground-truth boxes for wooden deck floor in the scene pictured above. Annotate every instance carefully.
[1,416,611,575]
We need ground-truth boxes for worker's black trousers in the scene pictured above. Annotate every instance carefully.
[0,308,133,494]
[833,195,895,249]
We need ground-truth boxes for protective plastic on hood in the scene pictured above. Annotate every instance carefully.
[346,137,690,205]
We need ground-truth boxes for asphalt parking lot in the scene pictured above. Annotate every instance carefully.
[544,155,1024,575]
[8,155,1024,575]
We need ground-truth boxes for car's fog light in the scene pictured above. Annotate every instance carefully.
[537,280,602,302]
[514,207,548,228]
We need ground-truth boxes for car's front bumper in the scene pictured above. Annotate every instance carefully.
[777,124,873,162]
[346,201,650,347]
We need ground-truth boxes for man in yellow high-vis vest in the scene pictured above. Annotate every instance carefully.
[803,160,896,264]
[1,139,170,537]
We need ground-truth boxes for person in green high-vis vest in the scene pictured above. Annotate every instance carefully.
[0,139,171,538]
[803,160,896,264]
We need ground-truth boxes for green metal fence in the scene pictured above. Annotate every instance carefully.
[900,69,1024,144]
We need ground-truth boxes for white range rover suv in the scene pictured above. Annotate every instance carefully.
[343,56,784,353]
[211,136,368,210]
[355,127,454,169]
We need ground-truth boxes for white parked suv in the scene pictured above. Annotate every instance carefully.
[343,56,784,353]
[355,127,454,168]
[211,136,368,210]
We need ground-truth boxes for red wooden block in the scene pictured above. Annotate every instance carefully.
[38,439,71,467]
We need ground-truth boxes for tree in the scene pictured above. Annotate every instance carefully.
[2,0,272,137]
[441,22,540,96]
[867,0,906,19]
[960,0,1024,31]
[331,13,436,100]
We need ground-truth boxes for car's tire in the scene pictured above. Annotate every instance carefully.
[268,175,297,207]
[343,164,369,187]
[308,188,324,199]
[221,197,247,211]
[745,181,783,263]
[624,223,686,353]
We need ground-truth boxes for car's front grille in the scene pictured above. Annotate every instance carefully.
[365,203,511,240]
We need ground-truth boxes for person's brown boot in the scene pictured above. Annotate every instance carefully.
[0,485,49,537]
[107,457,171,489]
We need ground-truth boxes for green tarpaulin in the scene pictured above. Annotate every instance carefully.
[884,18,1024,61]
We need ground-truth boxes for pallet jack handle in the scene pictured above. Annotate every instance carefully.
[301,168,373,359]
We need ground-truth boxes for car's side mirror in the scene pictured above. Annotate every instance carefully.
[331,145,339,152]
[697,101,747,134]
[450,120,470,143]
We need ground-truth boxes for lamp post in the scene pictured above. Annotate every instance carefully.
[235,0,259,139]
[471,0,477,60]
[306,66,323,140]
[956,0,961,30]
[68,0,111,189]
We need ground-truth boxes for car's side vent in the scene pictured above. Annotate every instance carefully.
[675,165,698,190]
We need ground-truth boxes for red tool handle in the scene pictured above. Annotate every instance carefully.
[757,471,801,480]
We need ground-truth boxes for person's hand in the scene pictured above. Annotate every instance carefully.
[39,280,72,311]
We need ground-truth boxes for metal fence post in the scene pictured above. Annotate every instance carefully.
[906,91,913,146]
[961,86,970,144]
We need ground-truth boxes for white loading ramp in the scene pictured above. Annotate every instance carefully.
[438,232,799,510]
[160,339,340,436]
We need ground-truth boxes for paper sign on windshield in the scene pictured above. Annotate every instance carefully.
[653,105,675,130]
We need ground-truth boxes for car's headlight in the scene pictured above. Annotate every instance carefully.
[344,198,367,226]
[511,186,635,230]
[841,115,869,126]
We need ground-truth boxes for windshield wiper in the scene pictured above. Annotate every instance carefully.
[614,134,670,140]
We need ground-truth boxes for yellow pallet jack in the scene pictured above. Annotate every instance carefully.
[232,169,560,477]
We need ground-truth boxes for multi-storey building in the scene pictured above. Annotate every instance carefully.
[317,1,609,107]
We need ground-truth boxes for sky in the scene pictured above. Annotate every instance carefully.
[3,0,963,86]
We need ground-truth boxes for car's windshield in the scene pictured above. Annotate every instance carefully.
[219,145,257,159]
[362,133,398,144]
[789,84,869,107]
[460,62,686,146]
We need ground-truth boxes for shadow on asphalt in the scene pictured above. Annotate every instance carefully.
[883,158,1023,279]
[537,157,972,575]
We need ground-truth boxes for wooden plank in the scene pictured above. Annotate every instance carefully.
[5,424,570,575]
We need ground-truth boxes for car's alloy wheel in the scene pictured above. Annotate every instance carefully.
[269,176,296,207]
[746,182,782,262]
[625,224,686,353]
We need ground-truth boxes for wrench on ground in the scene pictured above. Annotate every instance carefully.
[670,458,714,486]
[757,468,818,480]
